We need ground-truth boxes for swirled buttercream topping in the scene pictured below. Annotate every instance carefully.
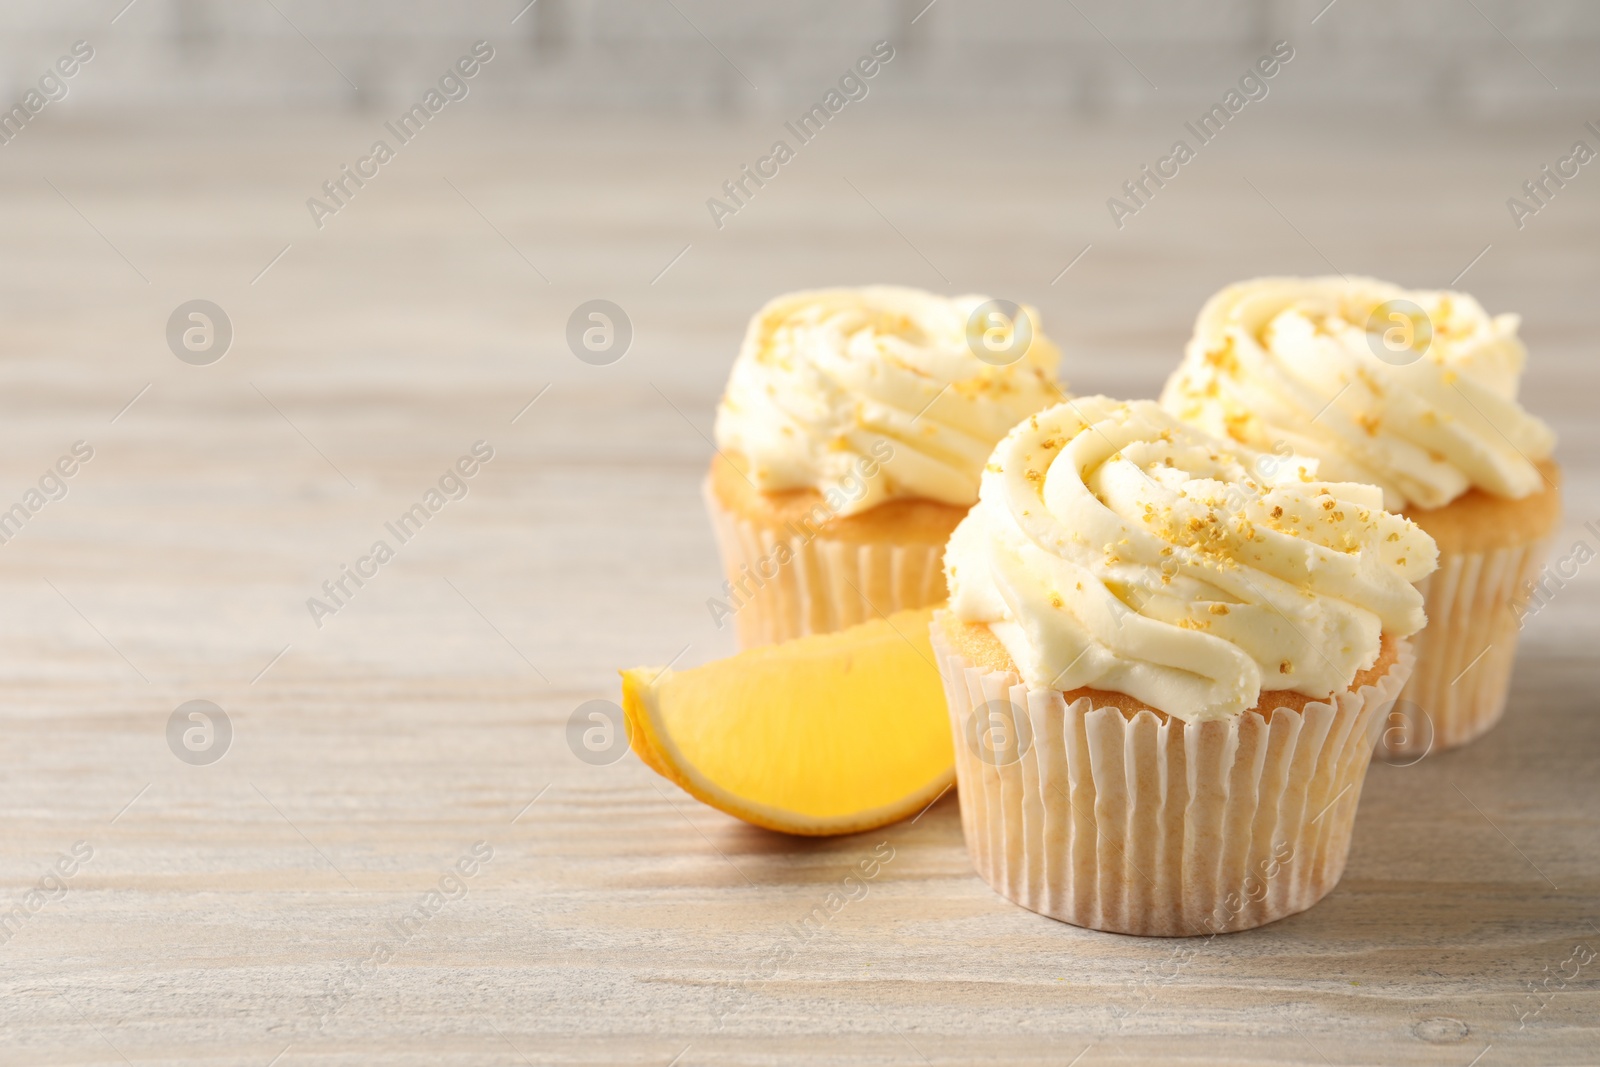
[1160,276,1555,511]
[714,287,1063,516]
[945,397,1437,721]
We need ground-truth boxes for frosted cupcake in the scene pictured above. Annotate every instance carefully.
[708,286,1063,648]
[935,397,1436,936]
[1161,277,1559,755]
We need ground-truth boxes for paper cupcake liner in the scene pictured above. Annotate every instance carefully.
[1387,537,1552,757]
[704,482,948,648]
[933,626,1413,937]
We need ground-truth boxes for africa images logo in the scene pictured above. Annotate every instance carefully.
[704,41,896,230]
[305,42,495,230]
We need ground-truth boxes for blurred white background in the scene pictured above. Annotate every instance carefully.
[1,0,1595,115]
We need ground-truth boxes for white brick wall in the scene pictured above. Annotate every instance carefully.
[0,0,1593,115]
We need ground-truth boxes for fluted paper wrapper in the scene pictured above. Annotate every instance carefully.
[933,627,1413,937]
[704,481,947,648]
[1389,538,1551,756]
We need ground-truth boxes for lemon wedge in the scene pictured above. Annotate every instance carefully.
[620,608,954,836]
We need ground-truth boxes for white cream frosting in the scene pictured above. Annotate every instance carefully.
[714,287,1063,515]
[1160,276,1555,511]
[945,397,1438,721]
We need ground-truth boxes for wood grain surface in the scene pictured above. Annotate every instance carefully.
[0,112,1596,1065]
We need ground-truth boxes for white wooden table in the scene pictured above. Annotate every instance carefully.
[0,112,1595,1065]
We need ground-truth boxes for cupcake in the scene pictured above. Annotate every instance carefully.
[1161,277,1559,755]
[935,397,1436,936]
[707,286,1064,648]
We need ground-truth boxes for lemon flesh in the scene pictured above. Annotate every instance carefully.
[620,608,954,836]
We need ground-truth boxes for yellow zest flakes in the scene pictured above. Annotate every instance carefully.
[1321,499,1336,511]
[1396,557,1406,566]
[986,462,1003,473]
[1279,660,1293,674]
[1209,603,1230,615]
[1075,582,1083,591]
[1356,412,1381,436]
[1298,467,1313,482]
[1025,468,1043,484]
[1177,617,1209,631]
[1050,592,1064,609]
[1202,343,1239,375]
[1386,532,1401,542]
[1041,437,1061,450]
[1331,510,1345,522]
[1271,505,1284,519]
